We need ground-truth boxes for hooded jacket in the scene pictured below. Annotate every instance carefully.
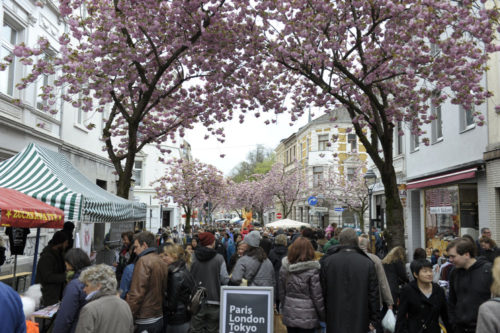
[35,245,66,307]
[190,246,229,304]
[395,280,452,333]
[448,258,492,329]
[279,258,325,329]
[230,255,275,287]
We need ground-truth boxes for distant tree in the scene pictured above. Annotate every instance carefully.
[319,163,369,231]
[230,145,274,182]
[266,162,305,219]
[154,159,224,233]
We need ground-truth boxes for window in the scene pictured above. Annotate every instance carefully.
[347,134,357,152]
[431,91,443,142]
[0,22,19,96]
[313,166,323,187]
[346,167,355,180]
[395,121,403,155]
[411,132,419,152]
[459,105,475,131]
[133,160,143,187]
[36,55,55,112]
[318,134,329,151]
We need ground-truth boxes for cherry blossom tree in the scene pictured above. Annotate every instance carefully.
[266,162,305,219]
[2,0,263,198]
[319,163,369,231]
[241,0,500,247]
[154,158,224,232]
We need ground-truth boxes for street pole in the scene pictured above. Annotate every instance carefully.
[368,187,373,231]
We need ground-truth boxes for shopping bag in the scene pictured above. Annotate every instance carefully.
[274,311,287,333]
[382,309,396,333]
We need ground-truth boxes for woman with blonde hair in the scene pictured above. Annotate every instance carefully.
[382,246,409,309]
[160,243,194,333]
[476,257,500,333]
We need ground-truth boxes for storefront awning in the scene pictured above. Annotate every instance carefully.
[0,187,64,228]
[406,167,477,190]
[0,143,146,223]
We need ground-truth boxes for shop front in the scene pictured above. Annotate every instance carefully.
[423,184,478,255]
[407,166,481,256]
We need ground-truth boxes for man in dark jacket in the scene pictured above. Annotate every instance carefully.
[447,237,492,332]
[320,228,379,333]
[126,231,168,333]
[35,231,68,306]
[190,232,229,333]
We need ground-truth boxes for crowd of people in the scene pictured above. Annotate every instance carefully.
[1,222,500,333]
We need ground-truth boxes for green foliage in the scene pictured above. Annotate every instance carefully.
[230,145,274,182]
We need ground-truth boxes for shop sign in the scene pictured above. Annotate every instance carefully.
[429,206,453,214]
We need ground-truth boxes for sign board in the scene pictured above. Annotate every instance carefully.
[307,196,318,206]
[333,207,345,212]
[276,213,282,219]
[220,286,273,333]
[430,206,453,214]
[310,207,329,213]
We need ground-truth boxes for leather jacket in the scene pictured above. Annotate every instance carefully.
[126,248,168,319]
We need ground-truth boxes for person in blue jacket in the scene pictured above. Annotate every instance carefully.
[0,281,26,333]
[119,246,137,299]
[52,248,91,333]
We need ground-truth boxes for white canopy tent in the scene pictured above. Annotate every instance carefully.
[266,219,310,229]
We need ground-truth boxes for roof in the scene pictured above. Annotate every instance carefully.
[0,187,64,228]
[0,143,146,223]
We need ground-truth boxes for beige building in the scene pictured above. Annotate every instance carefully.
[273,109,370,229]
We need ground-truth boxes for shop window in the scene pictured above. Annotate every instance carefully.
[424,184,478,255]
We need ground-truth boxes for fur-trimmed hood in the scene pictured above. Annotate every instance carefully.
[281,257,320,273]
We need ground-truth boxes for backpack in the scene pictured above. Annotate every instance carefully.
[187,282,207,316]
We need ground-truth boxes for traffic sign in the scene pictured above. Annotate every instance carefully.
[307,196,318,206]
[276,213,282,219]
[310,207,328,213]
[333,207,345,212]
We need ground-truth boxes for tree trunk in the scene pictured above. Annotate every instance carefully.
[357,210,365,232]
[184,206,192,234]
[379,162,405,249]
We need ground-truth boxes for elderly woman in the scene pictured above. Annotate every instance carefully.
[75,264,134,333]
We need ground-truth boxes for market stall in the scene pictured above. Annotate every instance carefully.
[0,187,64,288]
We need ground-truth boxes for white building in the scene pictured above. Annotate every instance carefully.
[403,90,488,256]
[132,141,192,233]
[0,0,127,273]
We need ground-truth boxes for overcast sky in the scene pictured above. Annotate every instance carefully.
[185,112,309,176]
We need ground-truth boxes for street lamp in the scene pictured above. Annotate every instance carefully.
[363,169,377,232]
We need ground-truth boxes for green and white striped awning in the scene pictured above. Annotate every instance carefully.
[0,143,146,223]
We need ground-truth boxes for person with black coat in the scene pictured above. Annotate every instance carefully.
[320,229,379,333]
[268,234,288,309]
[382,246,409,309]
[160,243,194,333]
[447,238,493,332]
[35,231,69,307]
[396,260,452,333]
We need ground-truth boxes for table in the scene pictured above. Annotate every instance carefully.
[0,271,31,291]
[33,303,60,333]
